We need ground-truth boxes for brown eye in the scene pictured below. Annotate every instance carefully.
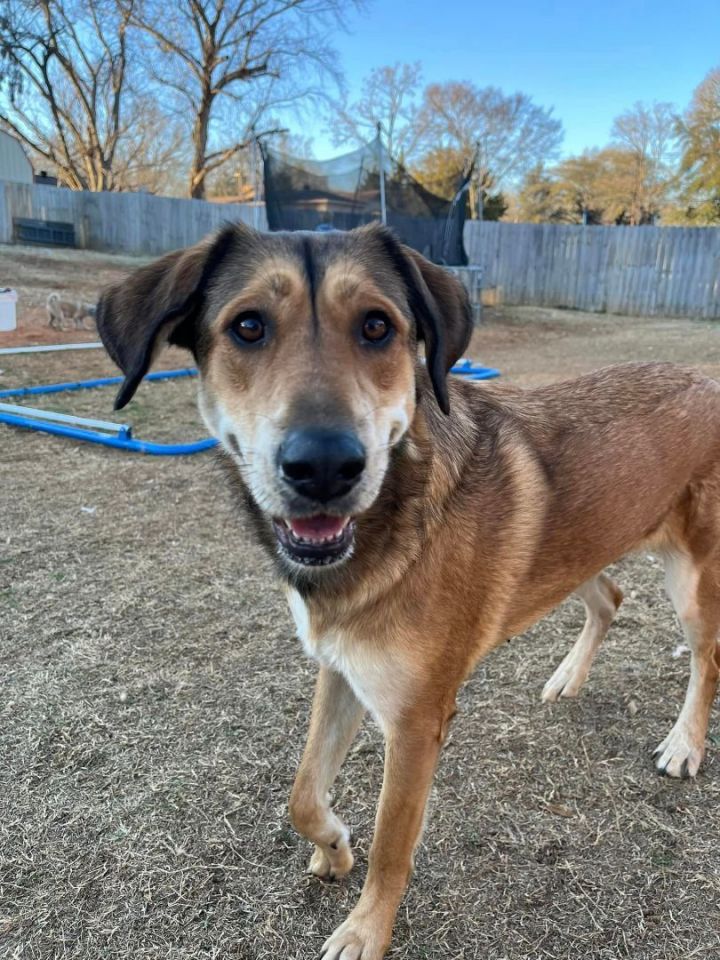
[230,312,265,345]
[361,312,392,344]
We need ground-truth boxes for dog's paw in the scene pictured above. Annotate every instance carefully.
[541,651,588,702]
[308,838,354,880]
[653,723,705,778]
[320,909,391,960]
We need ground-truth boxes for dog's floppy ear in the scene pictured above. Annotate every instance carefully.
[378,230,473,414]
[96,226,237,409]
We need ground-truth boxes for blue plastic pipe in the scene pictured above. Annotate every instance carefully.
[0,410,217,455]
[0,363,500,456]
[0,367,198,400]
[0,364,498,401]
[0,368,215,455]
[450,360,501,380]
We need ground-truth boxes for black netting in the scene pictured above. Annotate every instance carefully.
[261,135,470,265]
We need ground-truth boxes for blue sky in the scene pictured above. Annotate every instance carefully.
[303,0,720,159]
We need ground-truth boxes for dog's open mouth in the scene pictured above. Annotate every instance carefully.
[273,515,355,566]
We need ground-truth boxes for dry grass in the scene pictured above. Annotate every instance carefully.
[1,253,719,959]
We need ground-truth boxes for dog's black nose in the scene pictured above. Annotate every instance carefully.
[279,428,366,503]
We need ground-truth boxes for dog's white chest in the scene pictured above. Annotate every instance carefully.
[286,588,409,728]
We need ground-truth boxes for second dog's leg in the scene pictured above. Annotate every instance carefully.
[542,572,623,702]
[289,667,365,879]
[655,551,720,778]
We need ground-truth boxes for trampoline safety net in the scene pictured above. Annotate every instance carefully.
[261,136,470,265]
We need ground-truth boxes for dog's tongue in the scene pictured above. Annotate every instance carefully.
[288,515,348,541]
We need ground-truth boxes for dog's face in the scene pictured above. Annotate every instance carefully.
[197,241,421,569]
[97,224,471,573]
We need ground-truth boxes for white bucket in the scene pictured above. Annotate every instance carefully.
[0,288,18,332]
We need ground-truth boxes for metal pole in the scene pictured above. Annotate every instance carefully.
[472,140,483,222]
[377,121,387,225]
[0,342,103,355]
[251,133,261,230]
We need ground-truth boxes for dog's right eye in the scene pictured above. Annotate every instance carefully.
[229,312,266,346]
[361,311,393,344]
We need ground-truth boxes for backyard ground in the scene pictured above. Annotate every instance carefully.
[0,244,150,346]
[1,245,719,960]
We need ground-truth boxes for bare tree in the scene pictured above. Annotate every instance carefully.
[508,164,566,223]
[129,0,356,199]
[330,62,422,161]
[0,0,164,190]
[610,101,678,224]
[675,67,720,223]
[410,144,466,194]
[547,151,607,224]
[531,143,678,228]
[112,101,187,193]
[415,81,563,213]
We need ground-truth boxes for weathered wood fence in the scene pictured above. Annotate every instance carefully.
[4,186,718,319]
[0,180,266,256]
[464,221,720,318]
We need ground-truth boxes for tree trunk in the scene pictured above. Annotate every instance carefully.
[189,85,213,200]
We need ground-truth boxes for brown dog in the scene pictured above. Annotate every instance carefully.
[97,223,719,960]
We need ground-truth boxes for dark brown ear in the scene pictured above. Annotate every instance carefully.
[376,229,473,414]
[96,226,238,409]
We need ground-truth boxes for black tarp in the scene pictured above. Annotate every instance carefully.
[261,136,470,265]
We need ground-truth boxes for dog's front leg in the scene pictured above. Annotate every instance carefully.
[321,708,450,960]
[290,667,365,880]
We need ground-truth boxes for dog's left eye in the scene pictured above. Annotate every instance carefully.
[230,312,266,345]
[361,312,393,344]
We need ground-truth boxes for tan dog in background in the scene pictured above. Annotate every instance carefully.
[46,292,96,330]
[97,222,719,960]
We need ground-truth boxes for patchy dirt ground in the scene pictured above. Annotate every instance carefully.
[1,246,719,960]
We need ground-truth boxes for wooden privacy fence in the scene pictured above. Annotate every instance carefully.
[464,221,720,318]
[0,180,266,256]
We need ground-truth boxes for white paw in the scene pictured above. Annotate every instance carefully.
[309,846,332,877]
[321,910,391,960]
[541,651,589,702]
[654,724,705,778]
[307,828,354,880]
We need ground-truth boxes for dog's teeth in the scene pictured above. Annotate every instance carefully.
[290,532,345,545]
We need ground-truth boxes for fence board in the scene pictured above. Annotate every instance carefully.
[0,180,266,256]
[465,221,720,319]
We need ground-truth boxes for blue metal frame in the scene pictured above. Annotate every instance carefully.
[0,363,500,456]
